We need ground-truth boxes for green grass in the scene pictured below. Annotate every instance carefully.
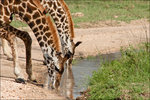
[11,1,149,28]
[66,0,149,27]
[88,43,150,99]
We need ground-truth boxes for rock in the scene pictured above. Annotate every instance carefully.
[72,12,84,17]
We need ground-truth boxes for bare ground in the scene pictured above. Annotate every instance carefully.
[0,19,149,99]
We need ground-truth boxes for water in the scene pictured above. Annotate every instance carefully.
[72,52,121,98]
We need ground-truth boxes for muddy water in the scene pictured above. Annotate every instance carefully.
[72,52,121,98]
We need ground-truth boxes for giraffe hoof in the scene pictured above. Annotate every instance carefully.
[15,78,26,84]
[32,80,37,83]
[27,79,37,83]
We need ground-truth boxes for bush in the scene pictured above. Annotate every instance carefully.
[88,43,150,99]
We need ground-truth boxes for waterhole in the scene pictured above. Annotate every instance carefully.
[72,52,121,98]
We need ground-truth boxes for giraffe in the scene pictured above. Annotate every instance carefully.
[0,0,69,89]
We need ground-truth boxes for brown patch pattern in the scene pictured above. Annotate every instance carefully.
[45,16,60,52]
[59,0,75,39]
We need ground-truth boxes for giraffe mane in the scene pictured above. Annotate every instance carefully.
[32,0,45,13]
[46,16,60,52]
[59,0,75,39]
[33,0,60,52]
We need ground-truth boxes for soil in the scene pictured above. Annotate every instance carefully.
[0,19,149,99]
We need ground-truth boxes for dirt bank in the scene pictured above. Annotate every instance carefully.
[74,19,149,57]
[0,19,149,99]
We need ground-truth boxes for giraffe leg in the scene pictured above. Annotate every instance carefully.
[24,35,36,82]
[3,25,36,82]
[8,37,26,83]
[1,38,12,60]
[0,28,25,83]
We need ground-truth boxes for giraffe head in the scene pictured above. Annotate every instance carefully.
[50,51,69,89]
[62,34,82,59]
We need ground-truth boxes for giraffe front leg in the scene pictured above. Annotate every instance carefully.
[24,34,36,82]
[1,38,12,60]
[11,38,26,83]
[7,36,25,83]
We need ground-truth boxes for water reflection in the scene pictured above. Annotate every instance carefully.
[72,52,121,98]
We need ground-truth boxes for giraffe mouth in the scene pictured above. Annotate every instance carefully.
[54,64,64,76]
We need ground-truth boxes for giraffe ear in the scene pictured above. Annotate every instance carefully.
[75,41,82,48]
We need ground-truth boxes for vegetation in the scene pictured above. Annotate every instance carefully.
[66,0,149,27]
[88,43,150,99]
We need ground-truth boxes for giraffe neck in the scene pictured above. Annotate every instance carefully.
[59,0,75,39]
[39,0,73,55]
